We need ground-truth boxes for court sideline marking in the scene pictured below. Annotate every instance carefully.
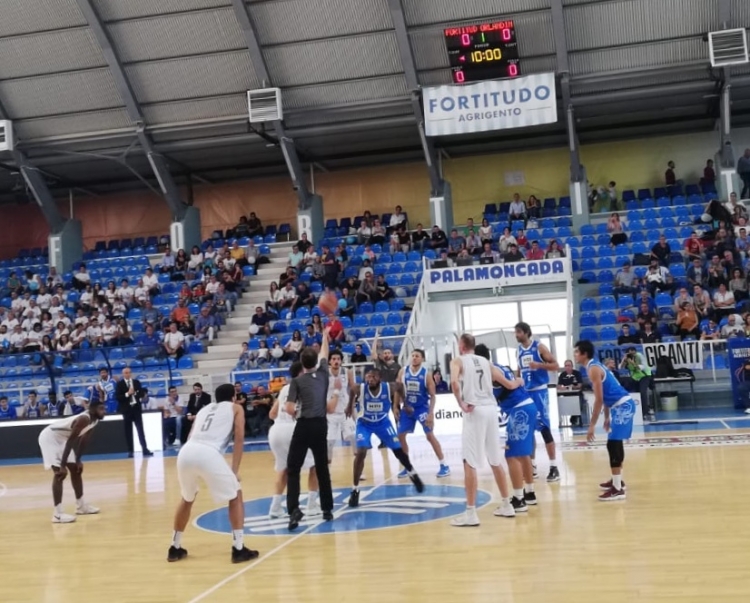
[186,474,394,603]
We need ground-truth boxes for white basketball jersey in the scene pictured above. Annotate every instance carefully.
[327,367,349,414]
[46,413,99,441]
[274,384,294,425]
[188,402,235,453]
[460,354,496,406]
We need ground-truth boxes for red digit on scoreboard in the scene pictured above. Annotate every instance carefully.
[508,63,518,77]
[502,28,512,42]
[461,33,471,46]
[455,70,465,83]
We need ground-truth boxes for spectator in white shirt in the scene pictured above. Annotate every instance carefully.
[86,318,103,346]
[116,279,134,306]
[72,265,91,291]
[134,279,149,306]
[163,322,186,359]
[36,287,52,310]
[9,325,26,351]
[205,275,220,295]
[279,282,298,310]
[0,325,10,349]
[143,268,160,296]
[10,292,24,313]
[101,318,118,345]
[2,311,19,332]
[46,267,63,288]
[56,309,71,328]
[71,324,88,348]
[713,283,736,319]
[509,193,527,224]
[287,245,303,269]
[357,220,373,244]
[24,323,43,351]
[721,313,745,338]
[389,205,407,232]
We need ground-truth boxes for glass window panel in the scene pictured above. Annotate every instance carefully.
[520,298,568,333]
[462,302,519,333]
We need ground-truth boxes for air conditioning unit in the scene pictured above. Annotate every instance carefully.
[247,88,283,123]
[709,28,749,67]
[0,120,14,152]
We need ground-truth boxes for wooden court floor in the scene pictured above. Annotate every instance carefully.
[2,432,750,603]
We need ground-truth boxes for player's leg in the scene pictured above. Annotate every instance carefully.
[269,469,287,518]
[51,466,76,523]
[599,399,634,501]
[419,410,450,477]
[451,411,481,527]
[384,421,424,492]
[66,462,99,515]
[286,423,310,529]
[396,411,415,478]
[268,425,289,517]
[534,390,559,482]
[305,466,320,516]
[227,490,259,563]
[307,420,332,520]
[483,406,514,518]
[349,422,371,507]
[326,415,342,464]
[169,449,199,560]
[506,404,535,511]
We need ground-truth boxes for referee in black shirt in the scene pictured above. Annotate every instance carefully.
[284,328,336,530]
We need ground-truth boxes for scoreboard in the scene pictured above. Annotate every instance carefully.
[444,20,521,84]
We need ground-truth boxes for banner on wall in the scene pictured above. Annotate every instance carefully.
[727,339,750,410]
[423,72,558,137]
[425,257,569,293]
[642,341,703,370]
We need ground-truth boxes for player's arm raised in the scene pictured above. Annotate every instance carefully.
[59,415,90,477]
[586,365,605,443]
[490,365,524,389]
[319,327,331,362]
[531,344,559,372]
[450,358,471,413]
[231,403,244,479]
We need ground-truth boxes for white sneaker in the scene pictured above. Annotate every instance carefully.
[268,505,284,519]
[450,511,480,527]
[745,408,750,415]
[52,513,76,523]
[306,501,322,516]
[76,504,100,515]
[493,501,516,518]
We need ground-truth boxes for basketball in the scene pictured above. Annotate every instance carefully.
[317,292,338,315]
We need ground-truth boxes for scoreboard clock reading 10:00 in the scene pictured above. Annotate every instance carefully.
[444,20,520,84]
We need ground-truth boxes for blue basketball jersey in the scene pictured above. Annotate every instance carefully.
[586,359,630,407]
[518,340,549,391]
[0,406,17,420]
[358,382,392,423]
[47,401,59,418]
[88,379,116,404]
[25,403,42,418]
[493,364,531,412]
[402,365,429,408]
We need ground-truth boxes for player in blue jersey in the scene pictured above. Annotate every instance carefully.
[345,369,424,507]
[396,350,450,478]
[515,322,560,482]
[87,367,118,415]
[575,340,634,502]
[476,344,537,513]
[0,396,18,421]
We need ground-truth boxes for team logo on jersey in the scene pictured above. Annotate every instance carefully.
[611,400,636,425]
[195,484,491,537]
[507,408,531,442]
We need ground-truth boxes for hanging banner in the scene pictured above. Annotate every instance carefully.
[727,339,750,410]
[642,341,703,371]
[423,72,557,136]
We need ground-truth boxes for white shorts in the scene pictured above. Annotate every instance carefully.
[176,442,241,503]
[327,414,356,442]
[39,429,76,470]
[268,424,314,473]
[462,404,503,469]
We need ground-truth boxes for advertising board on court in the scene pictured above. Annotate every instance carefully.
[642,341,703,370]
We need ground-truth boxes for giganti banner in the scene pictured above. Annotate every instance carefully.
[727,339,750,410]
[423,72,557,136]
[642,341,703,370]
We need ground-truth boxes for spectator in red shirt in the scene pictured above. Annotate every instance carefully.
[684,231,703,262]
[326,314,345,343]
[515,229,528,249]
[702,159,716,187]
[526,240,545,260]
[665,161,676,186]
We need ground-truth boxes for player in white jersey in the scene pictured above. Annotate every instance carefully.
[326,349,356,462]
[449,333,516,526]
[38,399,105,523]
[167,384,258,564]
[268,362,320,518]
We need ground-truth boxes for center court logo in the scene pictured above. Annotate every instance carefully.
[195,484,491,537]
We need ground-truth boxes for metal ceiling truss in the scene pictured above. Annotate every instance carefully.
[387,0,444,197]
[74,0,188,220]
[229,0,314,208]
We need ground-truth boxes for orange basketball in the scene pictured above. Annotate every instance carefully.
[317,292,338,316]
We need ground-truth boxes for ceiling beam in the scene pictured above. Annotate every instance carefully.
[387,0,444,196]
[74,0,188,220]
[229,0,314,207]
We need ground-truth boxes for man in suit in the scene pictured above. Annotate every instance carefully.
[180,382,212,444]
[116,367,153,458]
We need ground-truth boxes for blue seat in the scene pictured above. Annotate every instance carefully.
[655,293,673,308]
[597,270,614,283]
[580,298,597,312]
[579,313,598,327]
[598,284,614,296]
[580,224,595,236]
[600,326,618,341]
[597,257,614,269]
[618,296,634,309]
[579,327,598,341]
[622,190,636,201]
[599,296,616,310]
[600,311,617,325]
[580,258,596,271]
[370,313,386,327]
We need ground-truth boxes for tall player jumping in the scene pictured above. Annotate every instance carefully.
[326,349,356,463]
[346,369,424,507]
[167,383,258,563]
[38,399,105,523]
[515,322,560,482]
[396,350,450,478]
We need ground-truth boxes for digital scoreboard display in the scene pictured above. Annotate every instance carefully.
[444,20,520,84]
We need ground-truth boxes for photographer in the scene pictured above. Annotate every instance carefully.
[619,347,655,422]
